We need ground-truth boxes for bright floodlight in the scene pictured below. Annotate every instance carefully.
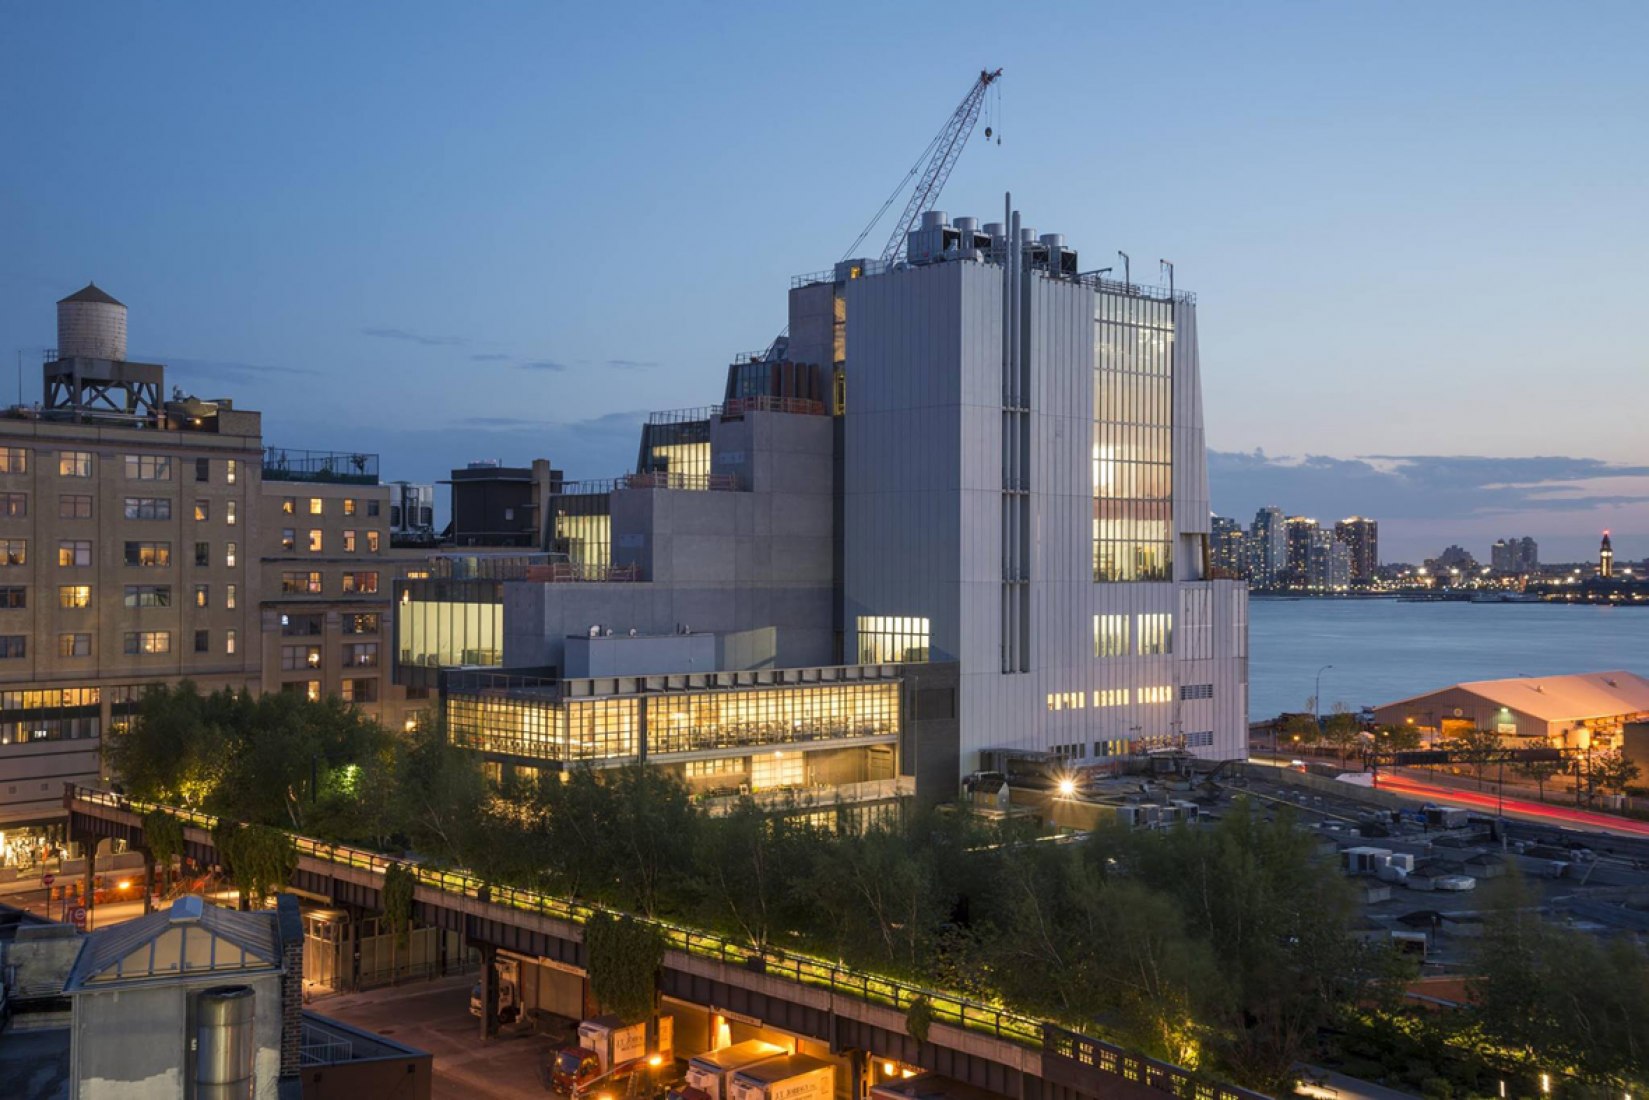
[1058,778,1077,797]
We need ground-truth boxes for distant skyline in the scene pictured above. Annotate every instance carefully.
[3,2,1645,562]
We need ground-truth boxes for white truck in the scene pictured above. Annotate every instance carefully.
[684,1041,787,1100]
[727,1054,834,1100]
[579,1015,648,1070]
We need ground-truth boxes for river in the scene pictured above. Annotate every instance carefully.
[1248,597,1649,720]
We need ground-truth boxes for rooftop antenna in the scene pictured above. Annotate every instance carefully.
[1117,251,1130,290]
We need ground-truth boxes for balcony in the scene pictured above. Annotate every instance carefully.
[263,447,379,485]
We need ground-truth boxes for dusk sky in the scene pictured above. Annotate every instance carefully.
[3,2,1645,562]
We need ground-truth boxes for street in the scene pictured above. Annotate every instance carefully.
[1375,773,1649,839]
[312,973,556,1100]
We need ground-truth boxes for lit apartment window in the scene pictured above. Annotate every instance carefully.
[1138,685,1173,704]
[281,528,296,550]
[226,459,237,485]
[366,530,380,552]
[341,571,378,594]
[58,540,90,567]
[343,613,379,634]
[1093,688,1131,707]
[309,498,323,516]
[124,541,171,567]
[2,492,26,517]
[194,542,210,567]
[281,571,323,595]
[58,632,91,658]
[341,678,378,704]
[123,585,171,608]
[59,494,92,519]
[225,583,237,609]
[343,498,356,516]
[281,645,323,671]
[282,498,296,515]
[0,586,26,609]
[1094,614,1129,657]
[0,635,27,659]
[225,501,236,526]
[1137,613,1173,655]
[0,539,28,566]
[304,681,321,702]
[194,500,210,522]
[308,530,323,553]
[125,497,172,521]
[195,458,210,482]
[193,584,209,608]
[1045,691,1087,712]
[59,450,92,477]
[123,631,171,655]
[124,454,172,481]
[0,447,29,474]
[342,642,379,668]
[225,542,236,567]
[58,585,92,609]
[194,630,210,654]
[343,530,356,553]
[225,629,237,655]
[856,615,930,663]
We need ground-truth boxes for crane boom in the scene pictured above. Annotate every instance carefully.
[879,68,1002,263]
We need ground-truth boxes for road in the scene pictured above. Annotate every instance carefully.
[313,973,559,1100]
[1374,773,1649,839]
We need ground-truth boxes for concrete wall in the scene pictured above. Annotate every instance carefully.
[563,632,717,678]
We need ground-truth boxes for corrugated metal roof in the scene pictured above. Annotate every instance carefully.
[1380,670,1649,723]
[64,895,280,992]
[57,283,124,307]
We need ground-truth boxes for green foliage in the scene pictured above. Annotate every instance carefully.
[1279,712,1321,748]
[1445,728,1503,788]
[1513,755,1564,800]
[212,822,298,907]
[1587,748,1641,798]
[584,912,664,1023]
[381,862,416,946]
[1321,707,1364,764]
[142,808,185,867]
[905,995,933,1045]
[1374,724,1423,752]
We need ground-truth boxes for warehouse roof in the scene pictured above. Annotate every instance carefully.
[1381,670,1649,723]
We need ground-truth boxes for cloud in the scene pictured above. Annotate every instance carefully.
[149,355,319,382]
[361,326,466,347]
[517,359,570,372]
[604,358,658,371]
[469,353,509,362]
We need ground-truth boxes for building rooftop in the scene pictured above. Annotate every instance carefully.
[1381,670,1649,723]
[57,283,123,307]
[64,894,281,992]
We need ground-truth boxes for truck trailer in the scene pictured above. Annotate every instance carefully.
[728,1054,834,1100]
[683,1041,788,1100]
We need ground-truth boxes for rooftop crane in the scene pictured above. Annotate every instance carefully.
[841,67,1003,265]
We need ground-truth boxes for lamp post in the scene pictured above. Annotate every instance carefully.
[1314,665,1334,732]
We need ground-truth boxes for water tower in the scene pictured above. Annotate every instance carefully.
[56,282,128,360]
[44,283,162,422]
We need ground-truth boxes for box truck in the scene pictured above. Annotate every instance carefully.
[550,1015,650,1094]
[728,1054,834,1100]
[682,1041,787,1100]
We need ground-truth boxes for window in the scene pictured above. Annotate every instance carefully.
[0,447,28,474]
[1138,685,1174,704]
[194,500,210,522]
[1093,688,1131,707]
[58,450,92,477]
[1094,614,1129,657]
[308,530,323,552]
[342,642,379,668]
[225,583,237,609]
[224,542,236,568]
[341,572,378,594]
[856,615,930,663]
[309,498,323,515]
[280,529,295,550]
[57,540,88,567]
[343,530,357,553]
[282,680,322,702]
[1046,691,1087,712]
[1180,683,1215,700]
[58,633,91,658]
[194,542,210,567]
[59,494,92,519]
[226,458,237,485]
[343,498,357,516]
[58,585,91,609]
[1,539,27,566]
[225,629,237,655]
[0,586,24,608]
[123,585,171,608]
[225,500,237,526]
[193,584,209,608]
[124,541,171,567]
[1093,292,1175,582]
[341,678,378,704]
[281,571,323,595]
[124,454,172,481]
[1180,587,1213,660]
[1,492,26,517]
[123,631,171,655]
[1137,613,1173,655]
[194,630,210,654]
[0,636,26,659]
[195,457,210,482]
[366,500,380,517]
[125,497,172,521]
[343,612,379,635]
[366,530,380,553]
[281,645,323,671]
[282,498,296,515]
[281,613,324,636]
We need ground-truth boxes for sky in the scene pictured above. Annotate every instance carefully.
[2,2,1645,563]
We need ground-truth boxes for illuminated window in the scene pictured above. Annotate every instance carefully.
[225,501,236,526]
[1092,292,1174,582]
[0,539,26,566]
[1046,691,1087,712]
[1093,688,1131,707]
[225,583,237,609]
[857,616,930,664]
[281,571,322,595]
[366,530,380,553]
[1137,613,1172,655]
[58,585,92,609]
[225,542,236,567]
[226,459,237,485]
[1138,685,1173,704]
[281,528,295,550]
[282,498,296,515]
[341,571,378,594]
[0,447,29,474]
[308,529,323,552]
[123,541,170,567]
[58,450,92,477]
[58,633,91,657]
[342,642,379,668]
[123,631,171,655]
[343,498,356,516]
[343,530,356,553]
[194,500,210,522]
[309,498,323,515]
[193,584,209,608]
[1094,614,1129,657]
[751,751,804,790]
[281,645,322,671]
[225,629,237,655]
[343,613,379,635]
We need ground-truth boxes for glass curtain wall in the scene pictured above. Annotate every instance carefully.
[1093,293,1174,581]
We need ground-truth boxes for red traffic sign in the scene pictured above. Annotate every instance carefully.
[69,906,87,928]
[41,873,55,888]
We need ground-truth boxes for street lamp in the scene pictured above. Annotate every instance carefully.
[1314,665,1334,729]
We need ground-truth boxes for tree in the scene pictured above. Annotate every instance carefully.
[392,717,490,867]
[1321,706,1363,767]
[1514,755,1564,802]
[380,862,417,984]
[102,682,225,807]
[1279,712,1321,754]
[1446,728,1503,790]
[142,809,185,899]
[584,912,664,1023]
[603,766,698,918]
[1587,748,1641,799]
[1372,723,1422,753]
[696,799,819,950]
[212,822,298,909]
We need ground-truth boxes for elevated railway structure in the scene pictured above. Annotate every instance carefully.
[63,784,1266,1100]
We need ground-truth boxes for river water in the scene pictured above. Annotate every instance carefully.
[1248,597,1649,720]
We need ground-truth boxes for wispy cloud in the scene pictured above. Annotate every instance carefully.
[361,326,467,347]
[469,352,509,362]
[517,359,570,372]
[604,358,658,371]
[148,355,319,382]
